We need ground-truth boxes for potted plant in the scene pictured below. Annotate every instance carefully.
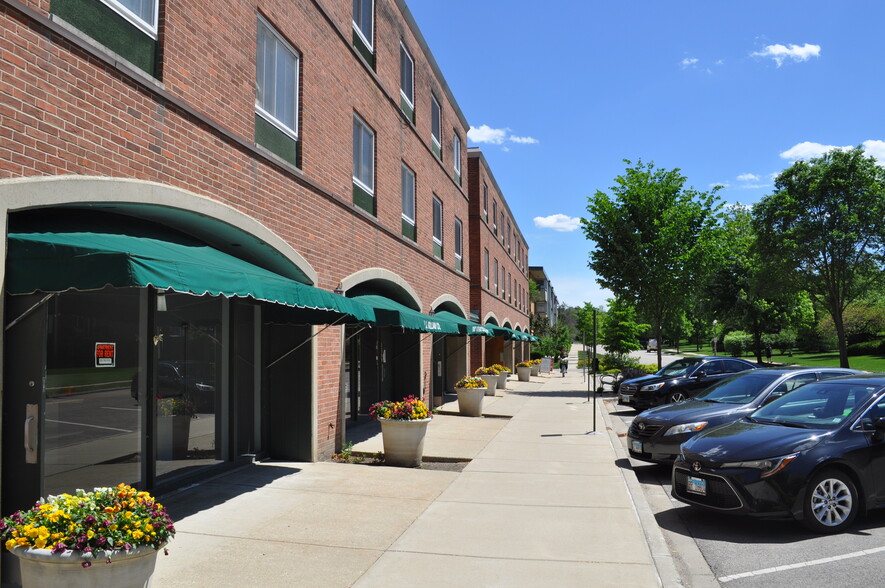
[1,484,174,588]
[454,376,487,417]
[473,366,499,395]
[369,395,432,467]
[530,358,541,377]
[516,361,533,382]
[491,364,511,390]
[157,397,196,460]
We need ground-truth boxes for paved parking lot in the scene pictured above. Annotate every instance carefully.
[603,372,885,588]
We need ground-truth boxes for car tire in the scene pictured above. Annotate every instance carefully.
[668,390,687,403]
[802,469,858,534]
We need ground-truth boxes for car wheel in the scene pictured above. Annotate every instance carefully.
[668,390,687,403]
[802,469,858,533]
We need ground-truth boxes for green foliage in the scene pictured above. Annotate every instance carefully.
[761,330,797,355]
[818,301,885,344]
[753,146,885,367]
[847,339,885,356]
[583,159,721,367]
[723,330,753,356]
[600,298,649,355]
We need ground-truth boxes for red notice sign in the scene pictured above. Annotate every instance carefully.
[95,342,116,368]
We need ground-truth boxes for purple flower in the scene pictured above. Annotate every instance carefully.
[84,515,97,527]
[97,536,107,546]
[51,543,67,554]
[123,543,132,551]
[82,561,92,568]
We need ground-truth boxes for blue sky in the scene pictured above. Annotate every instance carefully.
[407,1,885,309]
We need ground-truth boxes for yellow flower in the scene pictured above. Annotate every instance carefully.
[5,539,16,551]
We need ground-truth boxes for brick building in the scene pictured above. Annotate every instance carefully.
[0,0,532,552]
[467,148,531,370]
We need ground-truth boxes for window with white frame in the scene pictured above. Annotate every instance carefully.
[102,0,157,36]
[352,0,373,50]
[454,218,463,271]
[492,201,498,233]
[401,163,416,239]
[353,114,375,197]
[256,17,300,139]
[482,183,488,222]
[432,196,443,259]
[484,249,489,289]
[400,43,414,108]
[494,259,499,294]
[430,94,441,157]
[453,132,461,181]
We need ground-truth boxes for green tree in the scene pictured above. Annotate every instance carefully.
[582,160,721,368]
[753,147,885,367]
[600,298,649,356]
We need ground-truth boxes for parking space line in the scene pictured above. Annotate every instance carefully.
[718,545,885,582]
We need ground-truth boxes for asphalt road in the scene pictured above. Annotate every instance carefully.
[605,352,885,588]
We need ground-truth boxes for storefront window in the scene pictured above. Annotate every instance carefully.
[44,288,142,495]
[154,293,223,480]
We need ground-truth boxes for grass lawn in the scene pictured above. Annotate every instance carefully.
[671,341,885,372]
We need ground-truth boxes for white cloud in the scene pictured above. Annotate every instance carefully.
[533,214,581,232]
[780,140,885,163]
[680,57,699,68]
[467,125,507,145]
[752,43,820,67]
[737,173,760,182]
[468,125,539,147]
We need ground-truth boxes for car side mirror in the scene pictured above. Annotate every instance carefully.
[873,417,885,442]
[763,393,782,406]
[694,370,707,379]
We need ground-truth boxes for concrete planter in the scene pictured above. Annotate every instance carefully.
[479,375,498,395]
[455,386,485,417]
[157,415,191,460]
[516,366,531,382]
[530,364,540,377]
[497,372,510,390]
[10,544,162,588]
[379,417,431,467]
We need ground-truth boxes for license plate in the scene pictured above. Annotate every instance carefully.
[687,476,707,496]
[631,440,642,453]
[620,394,632,403]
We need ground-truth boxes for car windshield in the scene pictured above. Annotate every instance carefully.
[657,359,702,377]
[694,372,781,404]
[750,381,881,430]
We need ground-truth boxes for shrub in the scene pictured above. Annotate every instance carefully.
[847,339,885,356]
[723,331,752,357]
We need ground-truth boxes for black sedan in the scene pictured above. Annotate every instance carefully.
[672,374,885,533]
[629,367,859,464]
[618,356,757,410]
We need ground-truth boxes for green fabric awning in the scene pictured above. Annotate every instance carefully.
[433,311,493,336]
[484,323,530,341]
[6,230,376,324]
[352,295,460,334]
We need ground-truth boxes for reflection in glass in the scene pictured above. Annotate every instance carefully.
[44,288,142,495]
[154,293,222,480]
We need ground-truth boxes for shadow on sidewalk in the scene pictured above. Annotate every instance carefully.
[161,463,303,522]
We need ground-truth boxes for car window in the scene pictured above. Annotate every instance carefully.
[725,360,754,373]
[700,360,725,375]
[695,371,781,403]
[753,381,880,429]
[771,373,818,395]
[658,359,701,377]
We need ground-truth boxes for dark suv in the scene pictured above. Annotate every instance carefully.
[618,356,757,410]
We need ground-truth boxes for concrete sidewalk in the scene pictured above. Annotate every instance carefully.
[152,349,677,587]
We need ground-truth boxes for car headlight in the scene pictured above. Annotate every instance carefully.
[639,382,665,392]
[723,453,799,478]
[664,421,708,436]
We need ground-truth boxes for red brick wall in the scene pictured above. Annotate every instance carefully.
[1,0,471,458]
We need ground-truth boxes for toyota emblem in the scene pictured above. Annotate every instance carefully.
[692,461,702,472]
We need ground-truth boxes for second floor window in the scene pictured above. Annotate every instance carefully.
[454,218,463,271]
[104,0,157,35]
[400,43,414,109]
[482,183,488,222]
[352,0,373,50]
[430,94,441,158]
[401,163,416,239]
[494,259,499,294]
[432,196,443,259]
[256,17,299,138]
[453,133,461,182]
[484,249,489,289]
[353,115,375,195]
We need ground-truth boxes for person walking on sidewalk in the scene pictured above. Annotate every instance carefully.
[559,349,569,377]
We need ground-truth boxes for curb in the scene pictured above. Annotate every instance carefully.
[596,394,684,587]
